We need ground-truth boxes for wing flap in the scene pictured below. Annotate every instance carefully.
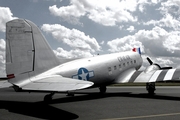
[22,75,94,92]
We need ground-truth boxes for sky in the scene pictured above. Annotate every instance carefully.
[0,0,180,76]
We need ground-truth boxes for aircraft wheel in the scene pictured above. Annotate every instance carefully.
[146,83,156,95]
[66,91,75,97]
[148,89,155,95]
[44,95,52,103]
[99,86,106,94]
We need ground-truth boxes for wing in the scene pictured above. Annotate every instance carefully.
[114,68,180,83]
[21,75,94,92]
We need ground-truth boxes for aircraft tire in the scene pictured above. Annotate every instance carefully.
[44,92,55,103]
[66,91,75,97]
[99,86,106,94]
[44,94,52,103]
[146,83,155,95]
[148,89,155,95]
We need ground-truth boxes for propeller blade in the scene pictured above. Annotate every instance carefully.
[146,57,173,70]
[147,57,153,65]
[161,67,173,70]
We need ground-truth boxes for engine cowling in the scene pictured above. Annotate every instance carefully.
[144,64,161,73]
[145,57,172,95]
[145,57,172,73]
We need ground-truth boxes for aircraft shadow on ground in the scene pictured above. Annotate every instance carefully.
[51,92,180,104]
[0,100,78,120]
[1,92,180,120]
[127,93,180,101]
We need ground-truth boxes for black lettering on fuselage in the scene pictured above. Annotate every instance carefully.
[117,55,131,62]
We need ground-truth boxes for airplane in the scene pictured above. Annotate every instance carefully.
[1,19,180,102]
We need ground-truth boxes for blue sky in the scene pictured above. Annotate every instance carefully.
[0,0,180,76]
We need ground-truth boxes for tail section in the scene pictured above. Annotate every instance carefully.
[6,19,60,86]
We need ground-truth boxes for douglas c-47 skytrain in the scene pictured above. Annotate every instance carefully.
[0,19,180,102]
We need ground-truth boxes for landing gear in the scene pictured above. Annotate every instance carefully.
[13,85,22,92]
[66,91,74,97]
[146,83,156,95]
[99,86,107,94]
[44,92,55,103]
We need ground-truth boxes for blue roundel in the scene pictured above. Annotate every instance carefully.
[78,68,89,80]
[72,67,94,81]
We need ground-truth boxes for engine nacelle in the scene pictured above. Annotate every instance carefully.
[144,64,161,73]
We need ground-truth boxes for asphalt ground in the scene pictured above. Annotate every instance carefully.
[1,86,180,120]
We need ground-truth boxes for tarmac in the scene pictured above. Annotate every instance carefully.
[1,86,180,120]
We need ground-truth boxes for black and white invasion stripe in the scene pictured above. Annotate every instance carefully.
[129,69,180,83]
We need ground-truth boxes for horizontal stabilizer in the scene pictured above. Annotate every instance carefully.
[22,75,94,92]
[0,80,12,88]
[0,77,8,80]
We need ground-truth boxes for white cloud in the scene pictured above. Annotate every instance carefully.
[107,35,143,52]
[144,14,180,30]
[119,25,124,30]
[41,23,101,53]
[127,26,135,32]
[156,57,173,65]
[160,0,180,15]
[0,7,17,32]
[108,26,180,56]
[136,26,180,56]
[54,47,93,58]
[49,0,138,26]
[0,7,17,76]
[138,4,145,12]
[100,41,105,45]
[49,4,85,25]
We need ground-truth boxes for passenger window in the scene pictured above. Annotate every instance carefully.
[114,66,117,70]
[127,62,129,65]
[123,63,125,67]
[108,67,111,72]
[119,64,121,69]
[108,67,112,75]
[134,60,136,63]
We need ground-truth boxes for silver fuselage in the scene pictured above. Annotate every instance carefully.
[43,51,143,87]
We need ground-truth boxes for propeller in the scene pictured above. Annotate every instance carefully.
[147,57,153,65]
[146,57,173,70]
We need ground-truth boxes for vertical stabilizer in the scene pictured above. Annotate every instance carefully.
[6,19,60,86]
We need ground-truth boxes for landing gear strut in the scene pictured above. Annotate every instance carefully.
[44,92,55,103]
[146,83,156,95]
[99,86,106,94]
[66,91,74,97]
